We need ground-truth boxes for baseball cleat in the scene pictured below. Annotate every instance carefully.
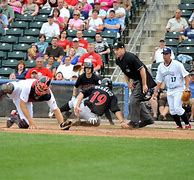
[185,124,191,130]
[139,119,154,128]
[176,126,183,129]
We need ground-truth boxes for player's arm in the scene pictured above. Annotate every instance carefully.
[72,87,78,97]
[74,92,84,117]
[139,66,148,94]
[20,99,37,129]
[115,111,129,128]
[153,81,162,99]
[184,75,190,90]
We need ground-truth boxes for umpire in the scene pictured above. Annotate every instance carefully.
[114,42,156,128]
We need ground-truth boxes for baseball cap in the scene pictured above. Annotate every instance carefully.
[159,39,165,42]
[47,14,54,18]
[113,42,125,49]
[32,70,38,74]
[162,47,171,54]
[73,38,79,42]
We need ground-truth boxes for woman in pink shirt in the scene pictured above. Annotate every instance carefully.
[97,0,113,11]
[53,8,65,32]
[68,10,84,31]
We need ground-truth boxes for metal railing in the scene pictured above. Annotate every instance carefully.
[111,0,164,82]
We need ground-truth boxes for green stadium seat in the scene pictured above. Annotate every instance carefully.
[29,21,43,29]
[34,14,48,22]
[45,36,52,43]
[0,35,18,44]
[13,43,31,52]
[181,0,194,4]
[0,75,8,79]
[181,9,192,18]
[0,51,7,59]
[39,8,52,15]
[101,30,117,39]
[178,46,194,58]
[165,38,179,47]
[180,39,194,47]
[0,43,13,52]
[67,30,77,37]
[11,21,29,29]
[178,3,194,10]
[15,14,34,22]
[165,32,181,39]
[0,67,14,77]
[103,38,114,47]
[0,28,5,36]
[83,37,94,43]
[24,29,40,36]
[151,62,161,71]
[83,30,96,37]
[8,51,27,60]
[19,36,38,44]
[2,59,19,67]
[6,28,23,36]
[25,60,36,68]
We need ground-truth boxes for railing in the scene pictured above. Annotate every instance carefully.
[111,0,164,82]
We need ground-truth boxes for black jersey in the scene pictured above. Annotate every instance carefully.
[82,86,120,116]
[75,73,101,90]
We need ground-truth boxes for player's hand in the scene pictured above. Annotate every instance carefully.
[142,84,148,94]
[120,121,129,128]
[74,106,81,117]
[128,82,135,90]
[28,123,37,129]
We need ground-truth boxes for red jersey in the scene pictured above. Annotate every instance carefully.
[25,67,53,79]
[79,52,103,68]
[78,39,88,49]
[57,39,71,50]
[65,0,78,6]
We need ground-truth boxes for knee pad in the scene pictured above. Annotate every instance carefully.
[18,119,29,129]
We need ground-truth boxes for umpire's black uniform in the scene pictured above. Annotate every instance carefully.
[116,49,156,128]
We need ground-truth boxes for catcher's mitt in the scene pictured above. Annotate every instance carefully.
[181,90,191,103]
[73,64,82,72]
[60,120,72,130]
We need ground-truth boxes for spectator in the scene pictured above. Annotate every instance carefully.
[189,71,194,122]
[75,30,88,50]
[56,0,70,24]
[28,43,41,61]
[21,0,39,16]
[188,10,194,24]
[103,9,121,38]
[166,9,188,32]
[94,33,110,65]
[73,2,87,20]
[9,72,16,79]
[182,19,194,40]
[44,36,65,62]
[25,57,53,79]
[33,0,47,7]
[70,38,87,57]
[35,34,49,56]
[56,56,78,80]
[8,0,22,14]
[52,7,65,32]
[65,0,78,7]
[40,14,60,38]
[57,30,71,53]
[30,69,38,79]
[98,0,113,11]
[15,60,27,79]
[54,71,64,80]
[1,0,14,25]
[62,47,79,65]
[86,9,104,32]
[152,39,175,63]
[108,0,126,31]
[44,55,57,77]
[120,0,132,26]
[78,43,103,73]
[82,0,93,18]
[89,2,107,20]
[0,7,8,30]
[68,10,84,31]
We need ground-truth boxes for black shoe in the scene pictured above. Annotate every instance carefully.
[128,121,139,129]
[6,114,20,128]
[139,119,154,128]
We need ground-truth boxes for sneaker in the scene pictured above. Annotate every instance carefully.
[139,119,154,128]
[185,124,192,130]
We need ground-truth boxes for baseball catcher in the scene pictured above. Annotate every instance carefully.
[0,77,72,130]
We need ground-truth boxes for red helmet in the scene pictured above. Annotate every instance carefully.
[34,76,51,96]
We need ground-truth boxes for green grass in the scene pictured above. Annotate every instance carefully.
[0,132,194,180]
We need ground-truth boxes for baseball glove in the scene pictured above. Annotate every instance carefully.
[181,90,191,103]
[60,120,72,130]
[73,64,82,72]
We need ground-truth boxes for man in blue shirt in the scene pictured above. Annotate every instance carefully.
[0,7,8,30]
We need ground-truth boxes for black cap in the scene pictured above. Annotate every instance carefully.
[113,42,125,49]
[159,39,165,42]
[47,14,54,18]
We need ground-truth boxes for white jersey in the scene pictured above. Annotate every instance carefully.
[156,60,189,94]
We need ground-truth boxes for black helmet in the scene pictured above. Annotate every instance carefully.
[84,62,93,72]
[101,78,112,90]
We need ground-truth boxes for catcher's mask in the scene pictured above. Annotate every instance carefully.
[34,76,51,96]
[100,78,112,90]
[84,62,93,73]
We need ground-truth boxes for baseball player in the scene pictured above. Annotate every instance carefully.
[154,47,191,129]
[60,61,114,125]
[0,77,71,130]
[74,78,129,128]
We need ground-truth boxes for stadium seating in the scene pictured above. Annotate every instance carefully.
[165,38,179,47]
[39,8,52,15]
[178,3,194,10]
[15,14,34,22]
[29,21,43,29]
[25,60,36,68]
[13,43,31,52]
[0,51,7,59]
[0,35,18,44]
[165,32,181,39]
[11,21,29,29]
[0,67,14,77]
[83,30,96,37]
[24,29,40,37]
[19,36,38,44]
[7,51,27,60]
[2,59,19,67]
[0,43,13,52]
[6,28,23,36]
[180,0,194,4]
[34,14,48,22]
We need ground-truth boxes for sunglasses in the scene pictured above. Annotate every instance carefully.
[74,14,79,16]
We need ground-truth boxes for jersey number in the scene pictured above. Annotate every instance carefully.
[171,77,176,82]
[90,91,107,105]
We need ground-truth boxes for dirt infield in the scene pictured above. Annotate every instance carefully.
[1,118,194,140]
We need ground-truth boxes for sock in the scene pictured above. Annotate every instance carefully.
[172,114,182,127]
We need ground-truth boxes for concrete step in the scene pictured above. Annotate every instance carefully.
[138,52,153,65]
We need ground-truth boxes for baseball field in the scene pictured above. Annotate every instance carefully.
[0,118,194,180]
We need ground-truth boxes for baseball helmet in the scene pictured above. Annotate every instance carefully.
[101,78,112,90]
[84,62,93,72]
[34,76,51,96]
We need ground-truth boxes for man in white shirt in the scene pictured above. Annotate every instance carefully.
[40,14,60,38]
